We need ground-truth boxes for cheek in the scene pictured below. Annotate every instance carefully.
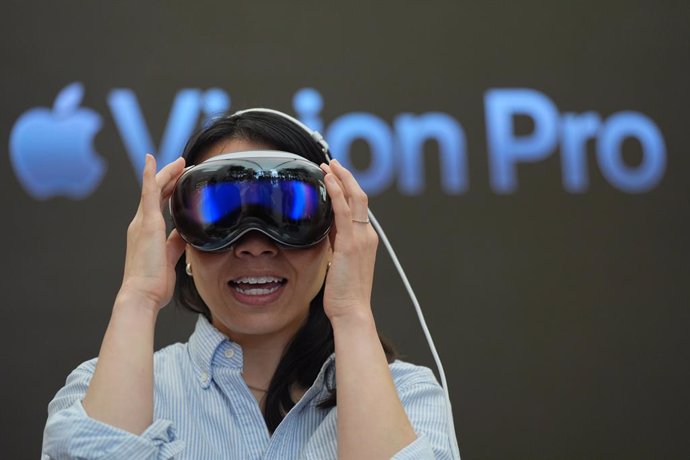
[297,249,330,291]
[187,254,225,299]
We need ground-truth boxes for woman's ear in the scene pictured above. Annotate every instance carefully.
[183,245,195,270]
[328,224,337,250]
[183,246,192,276]
[324,238,333,274]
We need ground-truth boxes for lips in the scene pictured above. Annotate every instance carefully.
[228,275,287,305]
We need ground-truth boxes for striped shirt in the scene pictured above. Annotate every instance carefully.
[42,316,458,459]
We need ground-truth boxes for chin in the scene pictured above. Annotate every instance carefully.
[214,313,305,341]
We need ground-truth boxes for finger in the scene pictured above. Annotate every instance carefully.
[328,159,364,202]
[325,173,354,238]
[166,229,186,267]
[328,159,369,222]
[141,154,161,218]
[157,157,186,199]
[321,163,346,195]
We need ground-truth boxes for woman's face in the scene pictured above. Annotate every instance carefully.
[185,138,332,345]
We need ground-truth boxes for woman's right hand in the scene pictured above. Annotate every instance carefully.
[119,154,187,313]
[83,153,186,433]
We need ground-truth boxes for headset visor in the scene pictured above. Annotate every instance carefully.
[171,151,332,251]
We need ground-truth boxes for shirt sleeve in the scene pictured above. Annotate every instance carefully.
[41,359,185,460]
[389,363,460,460]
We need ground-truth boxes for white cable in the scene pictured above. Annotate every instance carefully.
[368,209,462,460]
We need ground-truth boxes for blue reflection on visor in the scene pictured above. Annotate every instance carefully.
[199,180,319,224]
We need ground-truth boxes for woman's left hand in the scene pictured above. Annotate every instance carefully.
[320,159,379,322]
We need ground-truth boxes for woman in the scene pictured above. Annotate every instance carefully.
[42,109,458,459]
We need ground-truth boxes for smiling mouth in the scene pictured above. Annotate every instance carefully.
[228,276,287,296]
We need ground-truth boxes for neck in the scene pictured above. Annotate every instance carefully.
[222,322,301,392]
[240,335,287,389]
[210,313,309,398]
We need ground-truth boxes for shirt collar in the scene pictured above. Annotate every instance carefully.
[302,353,336,408]
[188,315,237,387]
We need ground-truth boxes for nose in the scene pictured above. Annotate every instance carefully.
[232,231,279,258]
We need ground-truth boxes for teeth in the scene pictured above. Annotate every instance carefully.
[233,276,284,284]
[234,285,282,296]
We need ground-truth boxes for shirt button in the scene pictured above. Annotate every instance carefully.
[224,349,235,359]
[200,372,209,383]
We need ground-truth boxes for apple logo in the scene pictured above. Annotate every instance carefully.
[10,82,106,199]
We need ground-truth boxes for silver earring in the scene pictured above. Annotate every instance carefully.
[185,263,193,276]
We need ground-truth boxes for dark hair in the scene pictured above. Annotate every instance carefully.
[173,110,397,433]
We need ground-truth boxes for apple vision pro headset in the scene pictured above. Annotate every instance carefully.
[170,108,462,459]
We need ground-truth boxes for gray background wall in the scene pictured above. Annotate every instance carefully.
[1,1,689,458]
